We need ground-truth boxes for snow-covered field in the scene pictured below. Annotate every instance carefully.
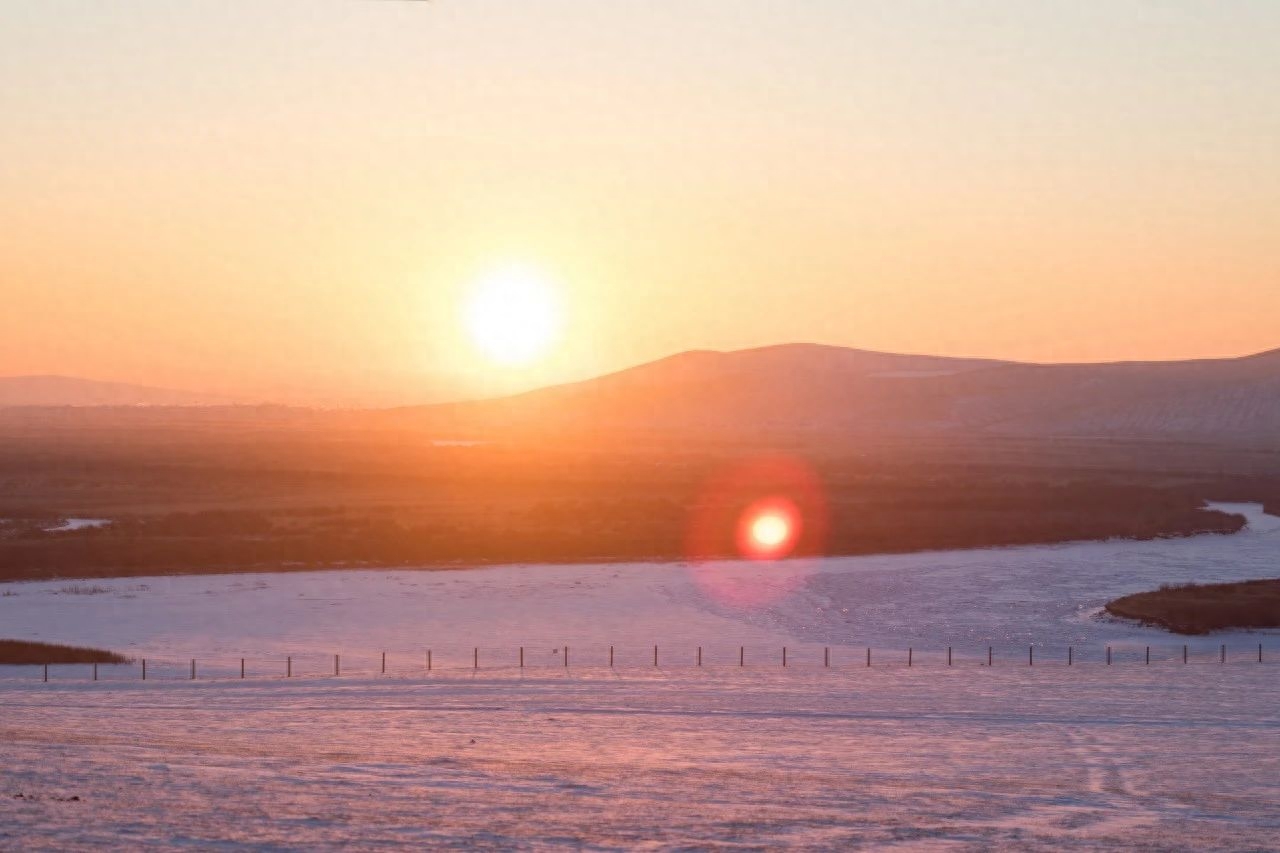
[4,668,1279,849]
[2,502,1279,848]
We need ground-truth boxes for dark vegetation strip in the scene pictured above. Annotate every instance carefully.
[1106,579,1280,635]
[0,503,1246,582]
[0,639,131,665]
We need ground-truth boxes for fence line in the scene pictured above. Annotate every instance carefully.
[12,642,1275,684]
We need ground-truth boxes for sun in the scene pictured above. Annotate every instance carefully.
[464,264,564,366]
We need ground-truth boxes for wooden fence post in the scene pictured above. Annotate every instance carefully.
[427,649,432,672]
[654,645,658,667]
[824,647,829,668]
[1106,646,1112,665]
[988,646,993,667]
[241,658,245,679]
[866,647,871,668]
[382,652,386,675]
[287,656,291,678]
[474,648,478,670]
[335,654,340,676]
[948,646,952,666]
[610,645,614,668]
[43,664,48,683]
[94,663,98,681]
[565,646,569,668]
[1221,644,1226,664]
[520,646,524,669]
[1183,644,1187,664]
[1028,646,1033,667]
[697,646,702,667]
[142,659,146,680]
[908,647,912,667]
[1068,646,1073,666]
[782,647,787,667]
[739,646,744,667]
[1145,646,1150,665]
[191,659,196,680]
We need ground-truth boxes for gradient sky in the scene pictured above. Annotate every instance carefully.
[2,1,1278,405]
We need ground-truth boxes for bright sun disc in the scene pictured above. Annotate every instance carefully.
[464,265,563,366]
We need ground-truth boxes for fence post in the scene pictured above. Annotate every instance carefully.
[335,654,340,676]
[610,645,614,668]
[191,659,195,680]
[241,658,245,679]
[94,663,98,681]
[739,646,744,667]
[43,664,48,683]
[1029,646,1033,667]
[287,656,292,678]
[142,659,146,681]
[1068,646,1073,666]
[697,646,702,667]
[654,645,658,667]
[474,648,478,670]
[1183,644,1187,664]
[1106,646,1111,665]
[520,646,524,669]
[1145,646,1150,665]
[908,647,913,667]
[427,649,432,672]
[948,646,952,667]
[1221,644,1225,664]
[988,646,992,667]
[867,647,871,668]
[824,647,829,668]
[382,652,386,675]
[565,645,569,668]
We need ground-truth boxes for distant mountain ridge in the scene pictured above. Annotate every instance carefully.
[9,344,1280,447]
[398,343,1280,447]
[0,375,237,407]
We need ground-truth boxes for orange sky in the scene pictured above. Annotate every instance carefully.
[2,2,1277,406]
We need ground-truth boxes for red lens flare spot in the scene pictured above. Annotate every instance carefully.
[738,498,801,561]
[683,455,830,608]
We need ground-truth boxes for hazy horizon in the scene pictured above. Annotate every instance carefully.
[4,1,1278,406]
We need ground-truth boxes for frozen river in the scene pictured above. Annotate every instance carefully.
[0,503,1276,676]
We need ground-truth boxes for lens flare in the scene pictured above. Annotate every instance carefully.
[738,498,801,560]
[683,455,829,608]
[751,513,789,548]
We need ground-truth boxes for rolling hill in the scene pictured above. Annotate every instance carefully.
[397,343,1280,447]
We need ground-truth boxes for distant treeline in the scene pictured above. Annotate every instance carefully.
[0,484,1246,582]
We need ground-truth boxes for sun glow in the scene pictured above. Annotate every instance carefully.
[464,264,564,366]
